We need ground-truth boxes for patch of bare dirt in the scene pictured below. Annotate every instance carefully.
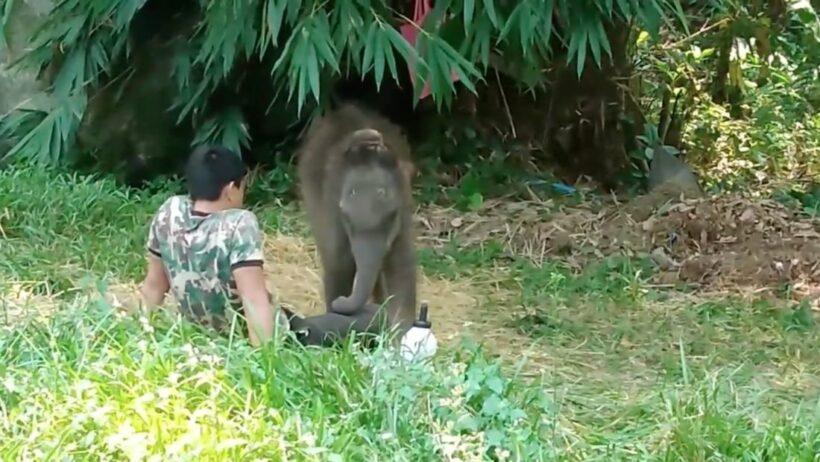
[260,235,540,356]
[84,234,553,370]
[417,194,820,299]
[0,283,61,326]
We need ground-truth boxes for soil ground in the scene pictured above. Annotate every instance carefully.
[5,193,817,379]
[259,192,820,379]
[418,193,820,300]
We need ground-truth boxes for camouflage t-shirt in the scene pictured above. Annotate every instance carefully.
[146,195,265,333]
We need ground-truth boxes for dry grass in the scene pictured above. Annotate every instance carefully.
[33,231,545,370]
[260,232,548,361]
[1,282,62,326]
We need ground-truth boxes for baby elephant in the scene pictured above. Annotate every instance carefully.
[297,103,417,332]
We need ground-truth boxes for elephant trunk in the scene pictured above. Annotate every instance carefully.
[348,233,386,308]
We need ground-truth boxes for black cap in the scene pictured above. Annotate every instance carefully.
[413,302,431,328]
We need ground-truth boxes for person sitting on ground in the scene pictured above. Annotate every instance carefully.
[137,144,288,345]
[137,144,384,347]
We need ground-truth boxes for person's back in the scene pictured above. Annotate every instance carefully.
[148,194,264,333]
[140,145,282,345]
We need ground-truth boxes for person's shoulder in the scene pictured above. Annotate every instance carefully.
[151,195,189,226]
[217,208,262,238]
[221,207,260,225]
[156,195,190,214]
[217,209,263,250]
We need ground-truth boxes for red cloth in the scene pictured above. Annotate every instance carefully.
[399,0,460,99]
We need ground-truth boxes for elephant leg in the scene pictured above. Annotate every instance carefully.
[321,232,356,313]
[381,230,418,335]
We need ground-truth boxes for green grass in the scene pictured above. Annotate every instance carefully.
[1,299,553,460]
[2,165,819,460]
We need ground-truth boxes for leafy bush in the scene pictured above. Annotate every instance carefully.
[632,0,820,189]
[0,0,685,167]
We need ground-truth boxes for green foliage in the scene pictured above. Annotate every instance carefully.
[0,164,300,293]
[624,122,683,187]
[0,0,686,167]
[0,299,554,459]
[633,0,820,189]
[0,0,14,50]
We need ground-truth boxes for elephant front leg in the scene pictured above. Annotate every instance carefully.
[380,234,418,333]
[321,245,356,314]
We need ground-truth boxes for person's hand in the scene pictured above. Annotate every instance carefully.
[139,254,169,310]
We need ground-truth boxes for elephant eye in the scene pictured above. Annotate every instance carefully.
[377,188,386,197]
[349,189,356,197]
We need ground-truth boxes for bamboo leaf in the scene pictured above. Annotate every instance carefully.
[588,21,602,68]
[0,0,16,50]
[576,30,588,77]
[542,0,554,48]
[113,0,148,30]
[595,18,612,60]
[260,0,285,54]
[497,2,523,45]
[463,0,475,32]
[285,0,302,25]
[436,35,482,82]
[271,24,299,74]
[331,0,359,49]
[599,0,613,17]
[483,0,499,28]
[192,107,251,155]
[384,42,399,83]
[566,16,590,78]
[668,0,690,35]
[373,26,386,90]
[469,13,492,68]
[48,118,60,164]
[52,48,86,97]
[384,25,421,66]
[614,0,630,17]
[306,39,321,104]
[637,0,662,38]
[428,46,446,108]
[520,3,536,56]
[6,93,85,165]
[292,29,309,109]
[312,14,339,73]
[361,22,377,73]
[61,15,88,47]
[175,79,213,124]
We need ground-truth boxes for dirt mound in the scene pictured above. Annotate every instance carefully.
[418,195,820,297]
[640,198,820,292]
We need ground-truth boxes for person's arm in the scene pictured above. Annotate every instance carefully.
[233,264,275,346]
[139,204,170,310]
[140,253,170,308]
[229,212,279,346]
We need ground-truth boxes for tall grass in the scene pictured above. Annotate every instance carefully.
[1,165,818,460]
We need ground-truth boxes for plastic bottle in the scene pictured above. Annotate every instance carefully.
[400,302,438,362]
